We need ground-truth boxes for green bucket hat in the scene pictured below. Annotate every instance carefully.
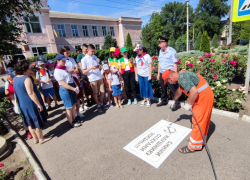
[120,47,128,53]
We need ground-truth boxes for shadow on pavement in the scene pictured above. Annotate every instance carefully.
[174,114,216,142]
[80,105,107,122]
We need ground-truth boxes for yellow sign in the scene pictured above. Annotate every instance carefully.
[233,0,250,22]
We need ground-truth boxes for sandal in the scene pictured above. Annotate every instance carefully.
[40,137,53,144]
[119,105,124,109]
[116,105,120,109]
[178,145,196,154]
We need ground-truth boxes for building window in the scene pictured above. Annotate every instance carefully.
[92,26,98,37]
[82,25,89,37]
[71,25,79,37]
[24,16,42,33]
[31,47,47,56]
[75,45,81,50]
[110,27,115,36]
[57,24,66,37]
[102,26,107,36]
[95,44,100,50]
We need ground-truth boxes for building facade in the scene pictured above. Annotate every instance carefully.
[18,0,142,58]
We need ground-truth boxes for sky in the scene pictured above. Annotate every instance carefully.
[48,0,230,27]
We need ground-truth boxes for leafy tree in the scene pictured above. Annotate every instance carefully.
[125,33,133,49]
[240,21,250,41]
[200,31,210,53]
[102,33,118,49]
[168,34,176,49]
[194,32,202,50]
[160,1,194,40]
[211,34,219,48]
[195,0,230,37]
[0,0,42,55]
[141,12,163,55]
[232,21,244,42]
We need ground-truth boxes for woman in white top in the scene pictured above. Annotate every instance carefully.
[60,46,85,118]
[134,44,153,108]
[54,54,81,128]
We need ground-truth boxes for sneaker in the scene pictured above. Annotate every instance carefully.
[140,100,146,106]
[127,99,131,106]
[47,106,52,111]
[26,132,32,139]
[83,105,88,110]
[77,112,84,118]
[44,103,48,107]
[69,122,81,128]
[79,107,84,112]
[97,106,103,113]
[86,100,92,107]
[101,105,108,110]
[74,116,84,123]
[109,103,113,107]
[134,98,138,105]
[54,104,59,108]
[171,103,181,111]
[146,101,151,108]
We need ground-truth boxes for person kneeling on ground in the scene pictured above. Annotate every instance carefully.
[108,65,124,109]
[54,54,82,128]
[162,69,214,154]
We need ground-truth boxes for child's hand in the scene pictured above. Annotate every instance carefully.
[5,89,9,95]
[109,88,112,92]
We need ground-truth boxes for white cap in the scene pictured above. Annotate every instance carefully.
[103,64,109,71]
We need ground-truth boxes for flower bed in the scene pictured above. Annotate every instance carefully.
[151,52,247,112]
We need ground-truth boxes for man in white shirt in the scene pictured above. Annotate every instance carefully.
[81,44,105,113]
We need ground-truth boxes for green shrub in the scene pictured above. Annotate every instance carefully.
[178,50,203,58]
[126,33,133,49]
[200,31,211,53]
[212,34,219,48]
[194,32,202,50]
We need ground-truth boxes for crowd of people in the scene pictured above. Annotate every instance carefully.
[3,35,214,154]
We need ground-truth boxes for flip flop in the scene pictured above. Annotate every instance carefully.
[178,145,196,154]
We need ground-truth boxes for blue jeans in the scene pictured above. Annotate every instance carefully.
[138,75,153,98]
[59,83,77,110]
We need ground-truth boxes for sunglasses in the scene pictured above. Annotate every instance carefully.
[159,40,165,44]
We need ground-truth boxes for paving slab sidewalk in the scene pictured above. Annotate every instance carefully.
[16,101,250,180]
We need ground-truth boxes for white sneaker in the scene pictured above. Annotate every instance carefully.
[140,100,146,106]
[109,103,113,107]
[79,107,84,112]
[82,105,88,110]
[77,112,84,118]
[146,101,151,108]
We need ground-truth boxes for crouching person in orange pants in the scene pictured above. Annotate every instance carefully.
[162,69,214,154]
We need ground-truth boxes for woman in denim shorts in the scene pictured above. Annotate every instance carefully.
[54,54,82,128]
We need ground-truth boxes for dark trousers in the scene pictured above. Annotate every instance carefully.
[160,73,179,103]
[122,71,137,100]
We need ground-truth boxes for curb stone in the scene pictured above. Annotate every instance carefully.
[3,120,47,180]
[152,96,249,122]
[242,115,250,123]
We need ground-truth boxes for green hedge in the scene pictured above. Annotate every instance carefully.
[27,49,137,62]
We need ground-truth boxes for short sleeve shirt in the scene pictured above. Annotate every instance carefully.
[54,68,74,85]
[158,46,177,73]
[77,54,85,63]
[118,58,135,71]
[65,58,78,78]
[5,81,9,90]
[36,70,53,89]
[81,54,102,82]
[178,71,199,93]
[135,54,152,77]
[107,73,121,86]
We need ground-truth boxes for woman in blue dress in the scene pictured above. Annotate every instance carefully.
[13,60,52,144]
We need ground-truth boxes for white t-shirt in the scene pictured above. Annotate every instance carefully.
[54,68,74,85]
[135,54,152,77]
[36,70,53,89]
[107,73,121,86]
[65,58,78,78]
[49,69,56,82]
[118,58,135,71]
[81,54,102,82]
